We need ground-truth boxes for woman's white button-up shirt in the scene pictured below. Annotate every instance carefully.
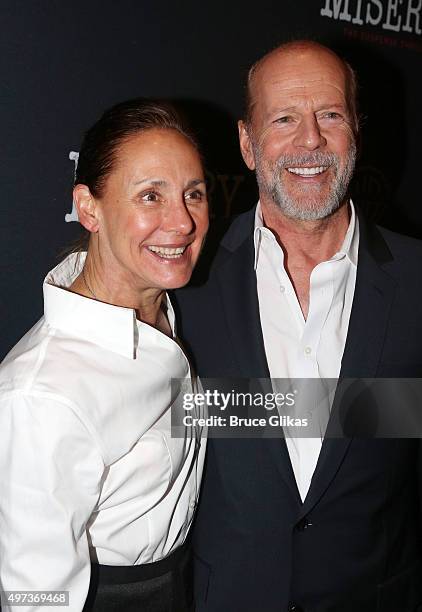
[0,253,206,611]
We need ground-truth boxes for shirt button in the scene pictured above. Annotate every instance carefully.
[280,285,286,293]
[189,500,196,510]
[304,346,312,355]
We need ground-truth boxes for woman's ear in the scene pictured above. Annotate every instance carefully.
[73,184,100,233]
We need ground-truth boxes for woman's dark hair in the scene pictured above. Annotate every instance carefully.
[76,98,199,197]
[70,98,200,252]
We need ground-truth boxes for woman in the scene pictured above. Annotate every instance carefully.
[0,99,209,611]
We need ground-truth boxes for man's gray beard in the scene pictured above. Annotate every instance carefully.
[254,144,357,221]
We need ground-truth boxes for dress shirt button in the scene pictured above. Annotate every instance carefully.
[189,499,196,510]
[280,285,286,293]
[304,346,312,355]
[288,604,304,612]
[295,517,313,532]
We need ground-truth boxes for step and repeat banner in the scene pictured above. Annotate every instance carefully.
[1,0,421,359]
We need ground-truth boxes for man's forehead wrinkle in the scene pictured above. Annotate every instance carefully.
[264,78,347,93]
[259,79,348,107]
[251,64,348,113]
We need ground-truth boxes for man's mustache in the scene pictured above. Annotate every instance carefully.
[274,152,339,168]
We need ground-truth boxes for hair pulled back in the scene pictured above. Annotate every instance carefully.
[76,98,198,197]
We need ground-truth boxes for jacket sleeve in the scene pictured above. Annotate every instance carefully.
[0,391,104,612]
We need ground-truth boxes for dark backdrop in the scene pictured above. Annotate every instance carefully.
[1,0,421,359]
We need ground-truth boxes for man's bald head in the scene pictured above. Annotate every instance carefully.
[244,40,359,137]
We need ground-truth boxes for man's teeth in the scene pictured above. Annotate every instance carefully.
[148,246,186,258]
[287,166,327,176]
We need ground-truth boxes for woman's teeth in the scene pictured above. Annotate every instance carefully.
[148,246,186,259]
[287,166,327,176]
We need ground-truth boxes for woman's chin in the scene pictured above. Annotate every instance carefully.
[140,267,195,292]
[160,272,195,291]
[141,251,197,291]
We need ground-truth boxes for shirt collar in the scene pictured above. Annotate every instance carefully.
[253,202,267,270]
[338,200,359,266]
[43,252,176,360]
[253,200,359,269]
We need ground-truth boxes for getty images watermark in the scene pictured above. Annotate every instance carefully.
[171,378,338,438]
[182,388,308,429]
[171,378,422,439]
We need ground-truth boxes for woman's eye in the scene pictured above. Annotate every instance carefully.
[141,191,160,202]
[185,189,204,202]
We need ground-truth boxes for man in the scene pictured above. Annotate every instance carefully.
[175,41,422,611]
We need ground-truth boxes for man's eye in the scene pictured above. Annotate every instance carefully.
[274,116,292,124]
[322,112,342,120]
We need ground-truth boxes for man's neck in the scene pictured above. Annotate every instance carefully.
[260,198,351,269]
[259,198,351,319]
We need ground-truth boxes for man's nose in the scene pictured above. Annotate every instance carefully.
[164,199,194,235]
[293,115,326,150]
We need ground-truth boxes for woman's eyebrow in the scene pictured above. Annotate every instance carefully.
[132,178,167,187]
[186,179,206,188]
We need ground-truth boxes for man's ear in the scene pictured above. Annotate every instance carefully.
[238,120,256,171]
[73,184,100,233]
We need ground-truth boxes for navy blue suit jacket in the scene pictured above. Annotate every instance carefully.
[174,207,422,612]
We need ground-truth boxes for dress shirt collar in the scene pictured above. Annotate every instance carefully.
[43,252,176,360]
[253,200,359,270]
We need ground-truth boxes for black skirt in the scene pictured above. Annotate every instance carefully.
[83,544,194,612]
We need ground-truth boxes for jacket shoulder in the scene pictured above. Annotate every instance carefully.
[377,225,422,259]
[186,207,256,286]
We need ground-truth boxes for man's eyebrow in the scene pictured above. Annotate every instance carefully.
[315,103,348,111]
[271,102,347,114]
[271,106,297,114]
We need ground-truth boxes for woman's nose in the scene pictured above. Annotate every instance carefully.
[163,199,194,235]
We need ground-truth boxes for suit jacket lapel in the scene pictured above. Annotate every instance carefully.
[216,209,301,504]
[301,216,397,515]
[216,237,268,378]
[339,218,397,379]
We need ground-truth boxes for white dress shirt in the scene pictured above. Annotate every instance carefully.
[255,202,359,501]
[0,253,206,612]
